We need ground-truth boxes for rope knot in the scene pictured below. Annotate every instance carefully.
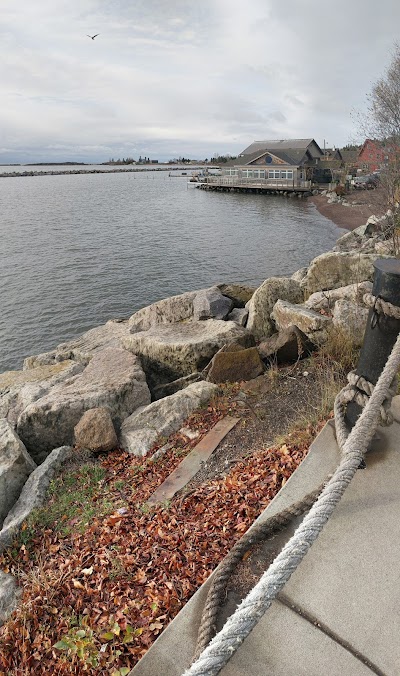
[337,370,396,431]
[363,293,400,321]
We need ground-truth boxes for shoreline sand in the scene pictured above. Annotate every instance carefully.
[310,190,386,231]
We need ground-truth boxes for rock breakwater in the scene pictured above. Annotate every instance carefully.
[0,200,398,622]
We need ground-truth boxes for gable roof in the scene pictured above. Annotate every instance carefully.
[321,148,343,161]
[226,149,298,167]
[340,149,359,164]
[358,139,385,156]
[240,138,323,157]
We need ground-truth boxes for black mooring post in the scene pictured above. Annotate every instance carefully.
[345,258,400,430]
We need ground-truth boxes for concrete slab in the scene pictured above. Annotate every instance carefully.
[130,397,400,676]
[280,397,400,675]
[131,594,372,676]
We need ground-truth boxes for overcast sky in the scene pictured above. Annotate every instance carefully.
[1,0,399,163]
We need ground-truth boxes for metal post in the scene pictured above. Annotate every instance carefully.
[345,258,400,429]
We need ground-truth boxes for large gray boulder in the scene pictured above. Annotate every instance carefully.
[304,281,372,314]
[0,360,84,426]
[301,252,393,297]
[23,320,131,369]
[246,277,303,341]
[17,348,150,463]
[332,300,369,346]
[128,290,197,332]
[193,286,233,320]
[0,446,71,553]
[333,222,375,252]
[123,320,253,384]
[120,382,218,456]
[0,419,36,527]
[271,301,332,344]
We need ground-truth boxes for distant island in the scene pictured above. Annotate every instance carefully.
[25,162,87,166]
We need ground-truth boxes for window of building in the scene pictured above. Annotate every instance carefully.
[268,169,293,180]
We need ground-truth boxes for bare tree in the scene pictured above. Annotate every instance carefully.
[370,44,400,140]
[366,43,400,219]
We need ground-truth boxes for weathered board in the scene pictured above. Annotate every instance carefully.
[147,416,240,505]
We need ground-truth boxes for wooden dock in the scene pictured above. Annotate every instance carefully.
[196,176,318,196]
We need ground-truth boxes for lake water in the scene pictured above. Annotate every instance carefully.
[0,168,343,372]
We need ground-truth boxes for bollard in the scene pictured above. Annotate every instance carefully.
[346,258,400,429]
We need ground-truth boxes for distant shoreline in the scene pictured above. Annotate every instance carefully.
[0,166,208,178]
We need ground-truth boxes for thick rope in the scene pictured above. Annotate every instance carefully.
[192,291,399,662]
[334,370,397,444]
[193,483,324,660]
[184,331,400,676]
[334,292,400,443]
[363,293,400,319]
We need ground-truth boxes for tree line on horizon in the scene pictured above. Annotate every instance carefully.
[105,154,238,165]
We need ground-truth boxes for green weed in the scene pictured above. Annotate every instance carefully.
[16,462,111,544]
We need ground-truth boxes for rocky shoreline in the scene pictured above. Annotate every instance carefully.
[0,193,397,622]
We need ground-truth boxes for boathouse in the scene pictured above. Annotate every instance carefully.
[206,138,324,191]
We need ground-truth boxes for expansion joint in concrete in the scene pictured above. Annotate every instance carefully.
[276,593,387,676]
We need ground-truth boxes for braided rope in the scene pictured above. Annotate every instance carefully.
[184,330,400,676]
[335,370,397,442]
[363,293,400,319]
[334,292,400,438]
[193,484,323,660]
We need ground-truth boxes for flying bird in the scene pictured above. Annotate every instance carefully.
[87,34,99,40]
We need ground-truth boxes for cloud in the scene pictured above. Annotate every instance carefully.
[1,0,400,162]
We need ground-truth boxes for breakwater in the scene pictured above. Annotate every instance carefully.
[0,166,198,178]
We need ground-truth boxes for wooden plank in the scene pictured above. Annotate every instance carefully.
[147,416,240,505]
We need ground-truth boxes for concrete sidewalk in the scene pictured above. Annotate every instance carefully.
[131,396,400,676]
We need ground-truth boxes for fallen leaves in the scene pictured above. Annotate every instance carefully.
[0,398,327,674]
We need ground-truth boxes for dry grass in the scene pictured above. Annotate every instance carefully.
[284,326,360,432]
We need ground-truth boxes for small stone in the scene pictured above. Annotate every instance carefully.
[74,407,118,452]
[179,427,200,440]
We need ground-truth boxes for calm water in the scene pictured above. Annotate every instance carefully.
[0,169,342,372]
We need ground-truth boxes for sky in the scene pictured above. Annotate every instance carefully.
[1,0,400,164]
